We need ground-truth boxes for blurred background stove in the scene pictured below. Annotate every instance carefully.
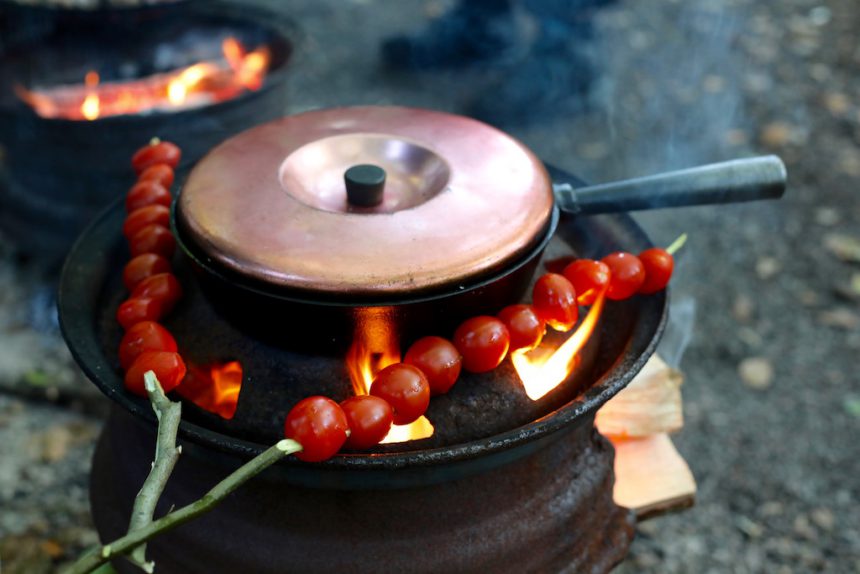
[0,1,857,573]
[0,0,295,260]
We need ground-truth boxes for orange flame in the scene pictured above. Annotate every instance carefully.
[511,291,605,400]
[81,71,100,121]
[346,309,434,444]
[176,361,243,420]
[17,37,270,120]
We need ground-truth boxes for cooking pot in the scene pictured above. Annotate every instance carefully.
[172,106,785,350]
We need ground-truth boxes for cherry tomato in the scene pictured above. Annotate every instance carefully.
[124,351,186,397]
[284,396,349,462]
[123,253,172,292]
[132,141,181,174]
[403,336,462,396]
[116,297,164,330]
[126,181,172,213]
[370,363,430,425]
[497,305,545,352]
[601,252,645,300]
[563,259,610,306]
[532,273,578,331]
[119,321,178,370]
[453,316,510,373]
[638,248,674,294]
[129,224,176,258]
[137,164,175,189]
[131,272,183,314]
[340,395,394,450]
[123,204,171,240]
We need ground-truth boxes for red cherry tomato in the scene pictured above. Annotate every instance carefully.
[132,141,181,174]
[497,305,545,352]
[137,163,175,189]
[119,321,178,370]
[453,316,510,373]
[601,252,645,300]
[129,224,176,258]
[124,351,186,397]
[123,253,172,292]
[370,363,430,425]
[126,181,172,213]
[563,259,610,306]
[638,248,674,294]
[340,395,394,450]
[116,297,164,330]
[284,396,349,462]
[131,272,183,314]
[403,336,462,396]
[123,204,171,240]
[532,273,578,331]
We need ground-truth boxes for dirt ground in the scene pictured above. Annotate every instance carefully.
[0,0,858,572]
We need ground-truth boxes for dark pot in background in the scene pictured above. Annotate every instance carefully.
[0,1,296,260]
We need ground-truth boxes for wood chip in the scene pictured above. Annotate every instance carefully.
[760,122,793,147]
[739,357,774,390]
[732,294,755,322]
[811,508,835,531]
[611,434,696,519]
[814,207,840,226]
[29,425,72,463]
[817,308,860,330]
[596,355,683,438]
[824,233,860,263]
[824,92,850,115]
[756,257,782,280]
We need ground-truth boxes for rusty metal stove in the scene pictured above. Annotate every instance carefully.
[60,203,665,573]
[56,107,686,573]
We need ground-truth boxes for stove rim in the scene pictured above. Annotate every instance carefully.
[59,181,667,474]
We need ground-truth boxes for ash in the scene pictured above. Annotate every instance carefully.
[0,0,858,572]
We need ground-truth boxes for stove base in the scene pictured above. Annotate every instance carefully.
[91,406,635,574]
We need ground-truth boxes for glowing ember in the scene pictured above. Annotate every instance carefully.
[512,291,605,401]
[346,309,434,443]
[176,361,243,420]
[16,37,270,120]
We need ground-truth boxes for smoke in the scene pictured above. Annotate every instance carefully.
[658,295,696,369]
[569,0,754,180]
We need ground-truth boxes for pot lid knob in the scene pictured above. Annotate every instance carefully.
[345,164,386,208]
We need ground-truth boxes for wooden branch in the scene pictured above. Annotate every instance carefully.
[596,355,683,439]
[126,371,183,571]
[611,433,696,520]
[64,439,302,574]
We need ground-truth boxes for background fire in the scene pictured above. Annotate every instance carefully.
[16,37,270,120]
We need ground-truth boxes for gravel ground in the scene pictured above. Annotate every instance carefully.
[1,0,859,572]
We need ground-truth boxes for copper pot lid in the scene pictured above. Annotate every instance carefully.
[176,106,554,298]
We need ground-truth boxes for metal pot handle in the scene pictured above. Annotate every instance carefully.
[553,155,787,215]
